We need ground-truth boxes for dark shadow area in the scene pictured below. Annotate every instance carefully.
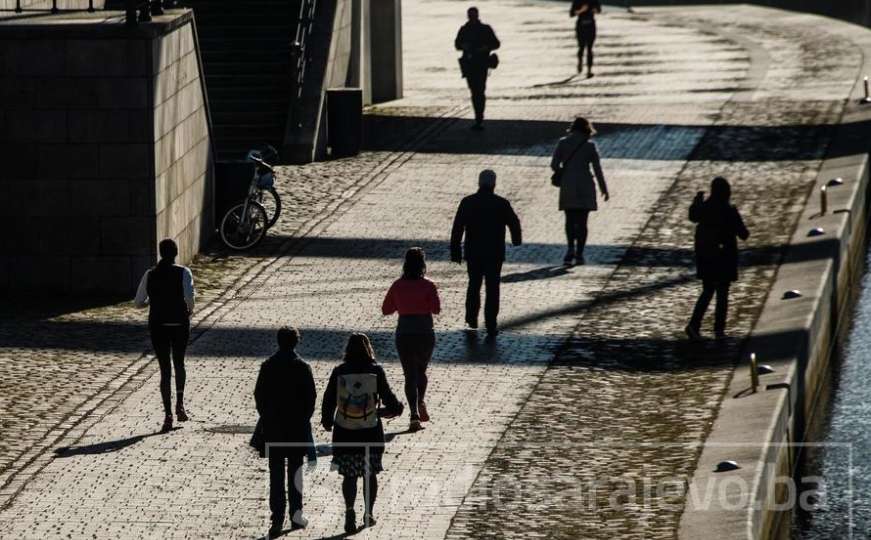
[502,265,571,283]
[361,115,871,162]
[0,295,129,322]
[54,430,170,457]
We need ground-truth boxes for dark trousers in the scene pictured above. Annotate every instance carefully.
[466,68,488,124]
[396,332,435,420]
[576,21,597,72]
[466,259,503,332]
[269,452,304,525]
[689,280,730,333]
[150,324,189,415]
[564,209,590,254]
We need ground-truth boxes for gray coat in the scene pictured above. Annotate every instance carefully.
[551,133,607,211]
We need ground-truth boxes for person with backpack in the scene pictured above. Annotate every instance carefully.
[686,177,750,340]
[134,238,195,432]
[550,117,609,266]
[382,248,441,432]
[571,0,602,77]
[455,6,500,130]
[321,333,404,534]
[254,326,317,536]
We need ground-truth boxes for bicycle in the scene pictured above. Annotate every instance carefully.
[219,145,282,250]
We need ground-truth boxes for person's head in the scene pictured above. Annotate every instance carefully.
[710,176,731,203]
[344,333,376,364]
[478,169,497,192]
[277,326,300,351]
[569,117,596,137]
[402,247,427,279]
[467,6,479,21]
[158,238,178,262]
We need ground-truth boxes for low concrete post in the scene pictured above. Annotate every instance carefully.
[749,353,759,393]
[820,185,828,215]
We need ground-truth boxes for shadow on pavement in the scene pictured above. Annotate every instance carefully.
[54,429,171,457]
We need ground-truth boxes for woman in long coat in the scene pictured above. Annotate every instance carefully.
[322,333,403,534]
[550,117,610,265]
[686,176,750,340]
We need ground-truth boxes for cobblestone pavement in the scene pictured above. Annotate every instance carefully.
[0,1,865,539]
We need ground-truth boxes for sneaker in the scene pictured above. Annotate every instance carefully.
[268,522,283,537]
[409,418,423,432]
[486,328,499,339]
[685,325,702,341]
[175,405,189,422]
[365,514,377,528]
[465,316,479,329]
[587,72,594,79]
[563,250,575,265]
[575,255,586,266]
[418,401,430,422]
[290,511,308,530]
[344,509,357,534]
[161,415,173,433]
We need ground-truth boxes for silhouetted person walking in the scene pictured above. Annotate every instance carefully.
[686,177,750,341]
[134,238,195,432]
[322,334,403,534]
[382,248,441,432]
[571,0,601,77]
[254,326,317,536]
[455,6,500,130]
[451,170,522,337]
[550,117,609,265]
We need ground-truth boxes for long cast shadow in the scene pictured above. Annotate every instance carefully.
[54,430,169,457]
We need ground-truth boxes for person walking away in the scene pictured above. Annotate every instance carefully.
[571,0,601,77]
[254,326,317,536]
[685,176,750,341]
[450,169,522,338]
[322,333,403,534]
[455,6,500,130]
[382,247,441,432]
[550,117,609,266]
[134,238,195,432]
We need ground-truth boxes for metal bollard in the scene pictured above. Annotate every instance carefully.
[820,184,827,216]
[863,77,871,104]
[750,353,759,393]
[14,0,21,13]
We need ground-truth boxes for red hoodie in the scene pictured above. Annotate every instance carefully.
[382,278,441,316]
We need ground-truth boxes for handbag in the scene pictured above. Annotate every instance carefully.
[488,53,499,69]
[249,417,265,458]
[551,140,585,187]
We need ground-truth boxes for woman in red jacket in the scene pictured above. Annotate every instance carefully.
[381,248,441,431]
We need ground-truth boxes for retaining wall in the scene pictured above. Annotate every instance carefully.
[678,22,871,540]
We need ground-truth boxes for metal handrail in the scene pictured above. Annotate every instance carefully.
[287,0,317,132]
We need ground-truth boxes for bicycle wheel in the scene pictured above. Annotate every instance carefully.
[219,201,269,250]
[259,187,282,229]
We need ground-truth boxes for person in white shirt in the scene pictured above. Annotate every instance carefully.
[134,239,195,432]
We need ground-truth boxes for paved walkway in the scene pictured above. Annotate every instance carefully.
[0,1,866,539]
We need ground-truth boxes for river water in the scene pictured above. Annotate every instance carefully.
[792,248,871,538]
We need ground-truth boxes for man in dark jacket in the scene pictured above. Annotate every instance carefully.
[686,177,749,341]
[455,7,500,130]
[254,327,317,535]
[134,238,195,433]
[451,170,522,337]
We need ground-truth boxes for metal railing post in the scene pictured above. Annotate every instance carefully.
[51,0,58,14]
[88,0,95,12]
[125,0,138,25]
[14,0,21,13]
[139,0,152,22]
[151,0,164,16]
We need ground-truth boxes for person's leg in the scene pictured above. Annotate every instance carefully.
[586,23,597,76]
[395,334,420,421]
[150,326,173,419]
[342,475,358,533]
[468,69,487,125]
[714,282,731,335]
[576,23,585,72]
[268,455,287,528]
[564,210,577,259]
[688,280,716,333]
[170,324,189,419]
[576,210,590,258]
[466,260,484,328]
[287,454,305,525]
[417,333,434,403]
[483,261,503,334]
[363,473,379,524]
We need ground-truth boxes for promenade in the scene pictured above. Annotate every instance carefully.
[0,1,867,538]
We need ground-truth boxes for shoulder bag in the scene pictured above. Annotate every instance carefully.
[551,140,585,187]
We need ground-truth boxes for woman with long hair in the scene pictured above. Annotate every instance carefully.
[686,177,750,340]
[321,333,403,534]
[550,117,610,265]
[381,247,441,432]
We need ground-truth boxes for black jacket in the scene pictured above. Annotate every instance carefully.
[571,0,601,22]
[454,21,500,68]
[254,350,317,447]
[689,195,749,282]
[451,189,522,263]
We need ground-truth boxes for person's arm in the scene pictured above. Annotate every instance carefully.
[254,363,267,417]
[488,26,501,51]
[594,0,602,14]
[381,282,397,316]
[133,270,149,308]
[302,363,317,420]
[550,140,564,172]
[321,369,338,431]
[455,26,466,51]
[689,193,704,223]
[429,281,441,315]
[182,267,195,313]
[450,200,467,263]
[505,201,522,246]
[590,143,609,201]
[734,207,750,241]
[569,0,580,17]
[376,366,403,415]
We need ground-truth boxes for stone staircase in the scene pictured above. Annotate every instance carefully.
[180,0,300,161]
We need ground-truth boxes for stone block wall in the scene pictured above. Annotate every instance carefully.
[0,11,213,296]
